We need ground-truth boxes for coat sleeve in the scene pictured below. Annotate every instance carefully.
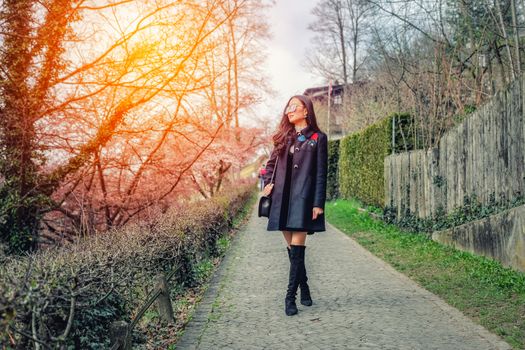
[313,133,328,209]
[263,148,278,187]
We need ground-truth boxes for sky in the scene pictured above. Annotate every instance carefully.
[255,0,326,127]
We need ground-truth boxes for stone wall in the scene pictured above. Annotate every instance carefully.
[432,204,525,272]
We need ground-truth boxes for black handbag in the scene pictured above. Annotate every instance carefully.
[258,157,278,218]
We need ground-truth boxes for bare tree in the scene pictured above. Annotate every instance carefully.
[307,0,349,83]
[306,0,525,147]
[0,0,271,252]
[345,0,374,83]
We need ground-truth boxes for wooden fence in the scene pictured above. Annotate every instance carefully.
[384,77,525,219]
[110,272,176,350]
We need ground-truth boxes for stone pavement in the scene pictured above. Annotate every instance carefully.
[175,202,511,350]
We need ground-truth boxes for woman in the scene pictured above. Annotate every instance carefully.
[258,163,267,191]
[261,94,328,316]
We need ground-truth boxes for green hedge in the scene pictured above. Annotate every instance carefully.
[327,139,340,201]
[0,183,255,349]
[337,113,420,207]
[339,118,390,207]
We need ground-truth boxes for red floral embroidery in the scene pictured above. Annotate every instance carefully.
[311,133,319,141]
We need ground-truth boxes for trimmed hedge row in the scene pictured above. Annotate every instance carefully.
[0,183,255,349]
[327,139,340,201]
[339,117,390,207]
[336,113,419,207]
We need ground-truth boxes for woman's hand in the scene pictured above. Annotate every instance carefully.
[262,183,274,196]
[312,207,324,220]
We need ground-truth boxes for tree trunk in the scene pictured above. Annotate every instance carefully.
[0,0,41,253]
[510,0,521,77]
[495,0,516,79]
[336,1,348,85]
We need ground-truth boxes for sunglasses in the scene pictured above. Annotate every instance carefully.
[285,103,304,114]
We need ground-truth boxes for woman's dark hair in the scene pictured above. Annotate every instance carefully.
[272,95,321,155]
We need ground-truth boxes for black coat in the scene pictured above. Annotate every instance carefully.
[263,125,328,233]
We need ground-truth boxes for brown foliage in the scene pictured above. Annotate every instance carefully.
[0,183,255,348]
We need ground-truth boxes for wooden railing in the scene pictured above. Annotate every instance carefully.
[110,267,180,350]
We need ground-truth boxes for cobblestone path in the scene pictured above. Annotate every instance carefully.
[175,203,511,350]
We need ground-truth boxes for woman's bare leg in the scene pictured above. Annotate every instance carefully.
[282,230,293,248]
[291,231,307,246]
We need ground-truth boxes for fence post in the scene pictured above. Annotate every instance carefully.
[391,114,396,154]
[110,321,131,350]
[155,274,175,324]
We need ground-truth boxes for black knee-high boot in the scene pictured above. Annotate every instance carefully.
[285,245,304,316]
[287,246,312,306]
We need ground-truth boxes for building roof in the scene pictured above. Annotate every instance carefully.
[303,80,369,99]
[303,84,345,98]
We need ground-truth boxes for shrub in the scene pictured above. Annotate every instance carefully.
[338,117,391,207]
[0,183,255,349]
[327,139,340,201]
[336,113,421,206]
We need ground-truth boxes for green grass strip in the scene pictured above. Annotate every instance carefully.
[326,198,525,349]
